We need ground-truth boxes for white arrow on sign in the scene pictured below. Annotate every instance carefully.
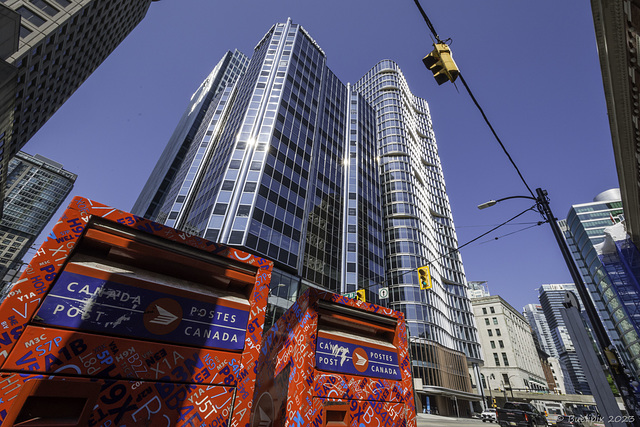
[379,287,389,299]
[149,305,179,325]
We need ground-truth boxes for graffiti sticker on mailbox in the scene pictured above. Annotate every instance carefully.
[35,269,250,351]
[315,336,401,380]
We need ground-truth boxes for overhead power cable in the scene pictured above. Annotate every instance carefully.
[412,0,535,199]
[347,204,539,295]
[478,221,546,245]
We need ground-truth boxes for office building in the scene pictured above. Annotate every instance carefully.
[471,295,548,404]
[523,303,575,394]
[134,20,481,417]
[539,283,590,395]
[0,151,76,289]
[548,357,568,394]
[523,303,558,358]
[132,50,249,220]
[355,60,482,415]
[0,0,156,209]
[561,189,640,377]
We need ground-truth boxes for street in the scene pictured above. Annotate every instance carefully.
[416,414,486,426]
[416,414,606,427]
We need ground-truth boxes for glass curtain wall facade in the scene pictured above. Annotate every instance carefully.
[598,236,640,376]
[523,303,558,358]
[0,152,76,289]
[136,21,482,415]
[134,20,384,297]
[539,283,588,395]
[132,50,249,220]
[561,188,640,376]
[355,60,482,413]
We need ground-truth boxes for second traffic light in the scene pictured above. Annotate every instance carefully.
[418,265,432,290]
[356,289,366,302]
[422,43,459,85]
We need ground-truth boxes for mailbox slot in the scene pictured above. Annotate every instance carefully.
[317,300,397,346]
[73,218,258,299]
[323,402,350,427]
[5,378,99,427]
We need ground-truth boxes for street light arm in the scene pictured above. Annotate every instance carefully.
[477,195,537,210]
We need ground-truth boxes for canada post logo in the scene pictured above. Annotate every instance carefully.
[143,298,182,335]
[352,347,369,373]
[316,336,401,380]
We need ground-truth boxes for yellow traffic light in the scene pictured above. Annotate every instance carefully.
[422,43,459,85]
[418,265,432,290]
[356,289,366,302]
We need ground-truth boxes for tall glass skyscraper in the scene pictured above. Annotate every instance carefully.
[355,61,482,412]
[523,303,557,358]
[523,303,574,394]
[134,20,481,416]
[132,50,250,221]
[539,283,588,395]
[0,151,76,289]
[561,189,640,377]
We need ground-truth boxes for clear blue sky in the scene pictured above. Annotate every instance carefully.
[23,1,618,313]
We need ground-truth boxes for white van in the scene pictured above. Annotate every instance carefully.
[542,402,566,425]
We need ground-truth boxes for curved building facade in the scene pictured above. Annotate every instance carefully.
[356,60,482,414]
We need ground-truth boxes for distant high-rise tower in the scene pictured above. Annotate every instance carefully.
[135,20,481,417]
[468,281,490,299]
[523,303,557,358]
[523,302,574,394]
[561,188,640,377]
[539,283,589,395]
[0,152,76,287]
[0,0,157,210]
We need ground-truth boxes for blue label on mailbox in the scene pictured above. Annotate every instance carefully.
[315,336,401,380]
[36,271,249,351]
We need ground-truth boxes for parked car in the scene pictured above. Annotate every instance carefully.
[482,407,497,423]
[496,401,548,426]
